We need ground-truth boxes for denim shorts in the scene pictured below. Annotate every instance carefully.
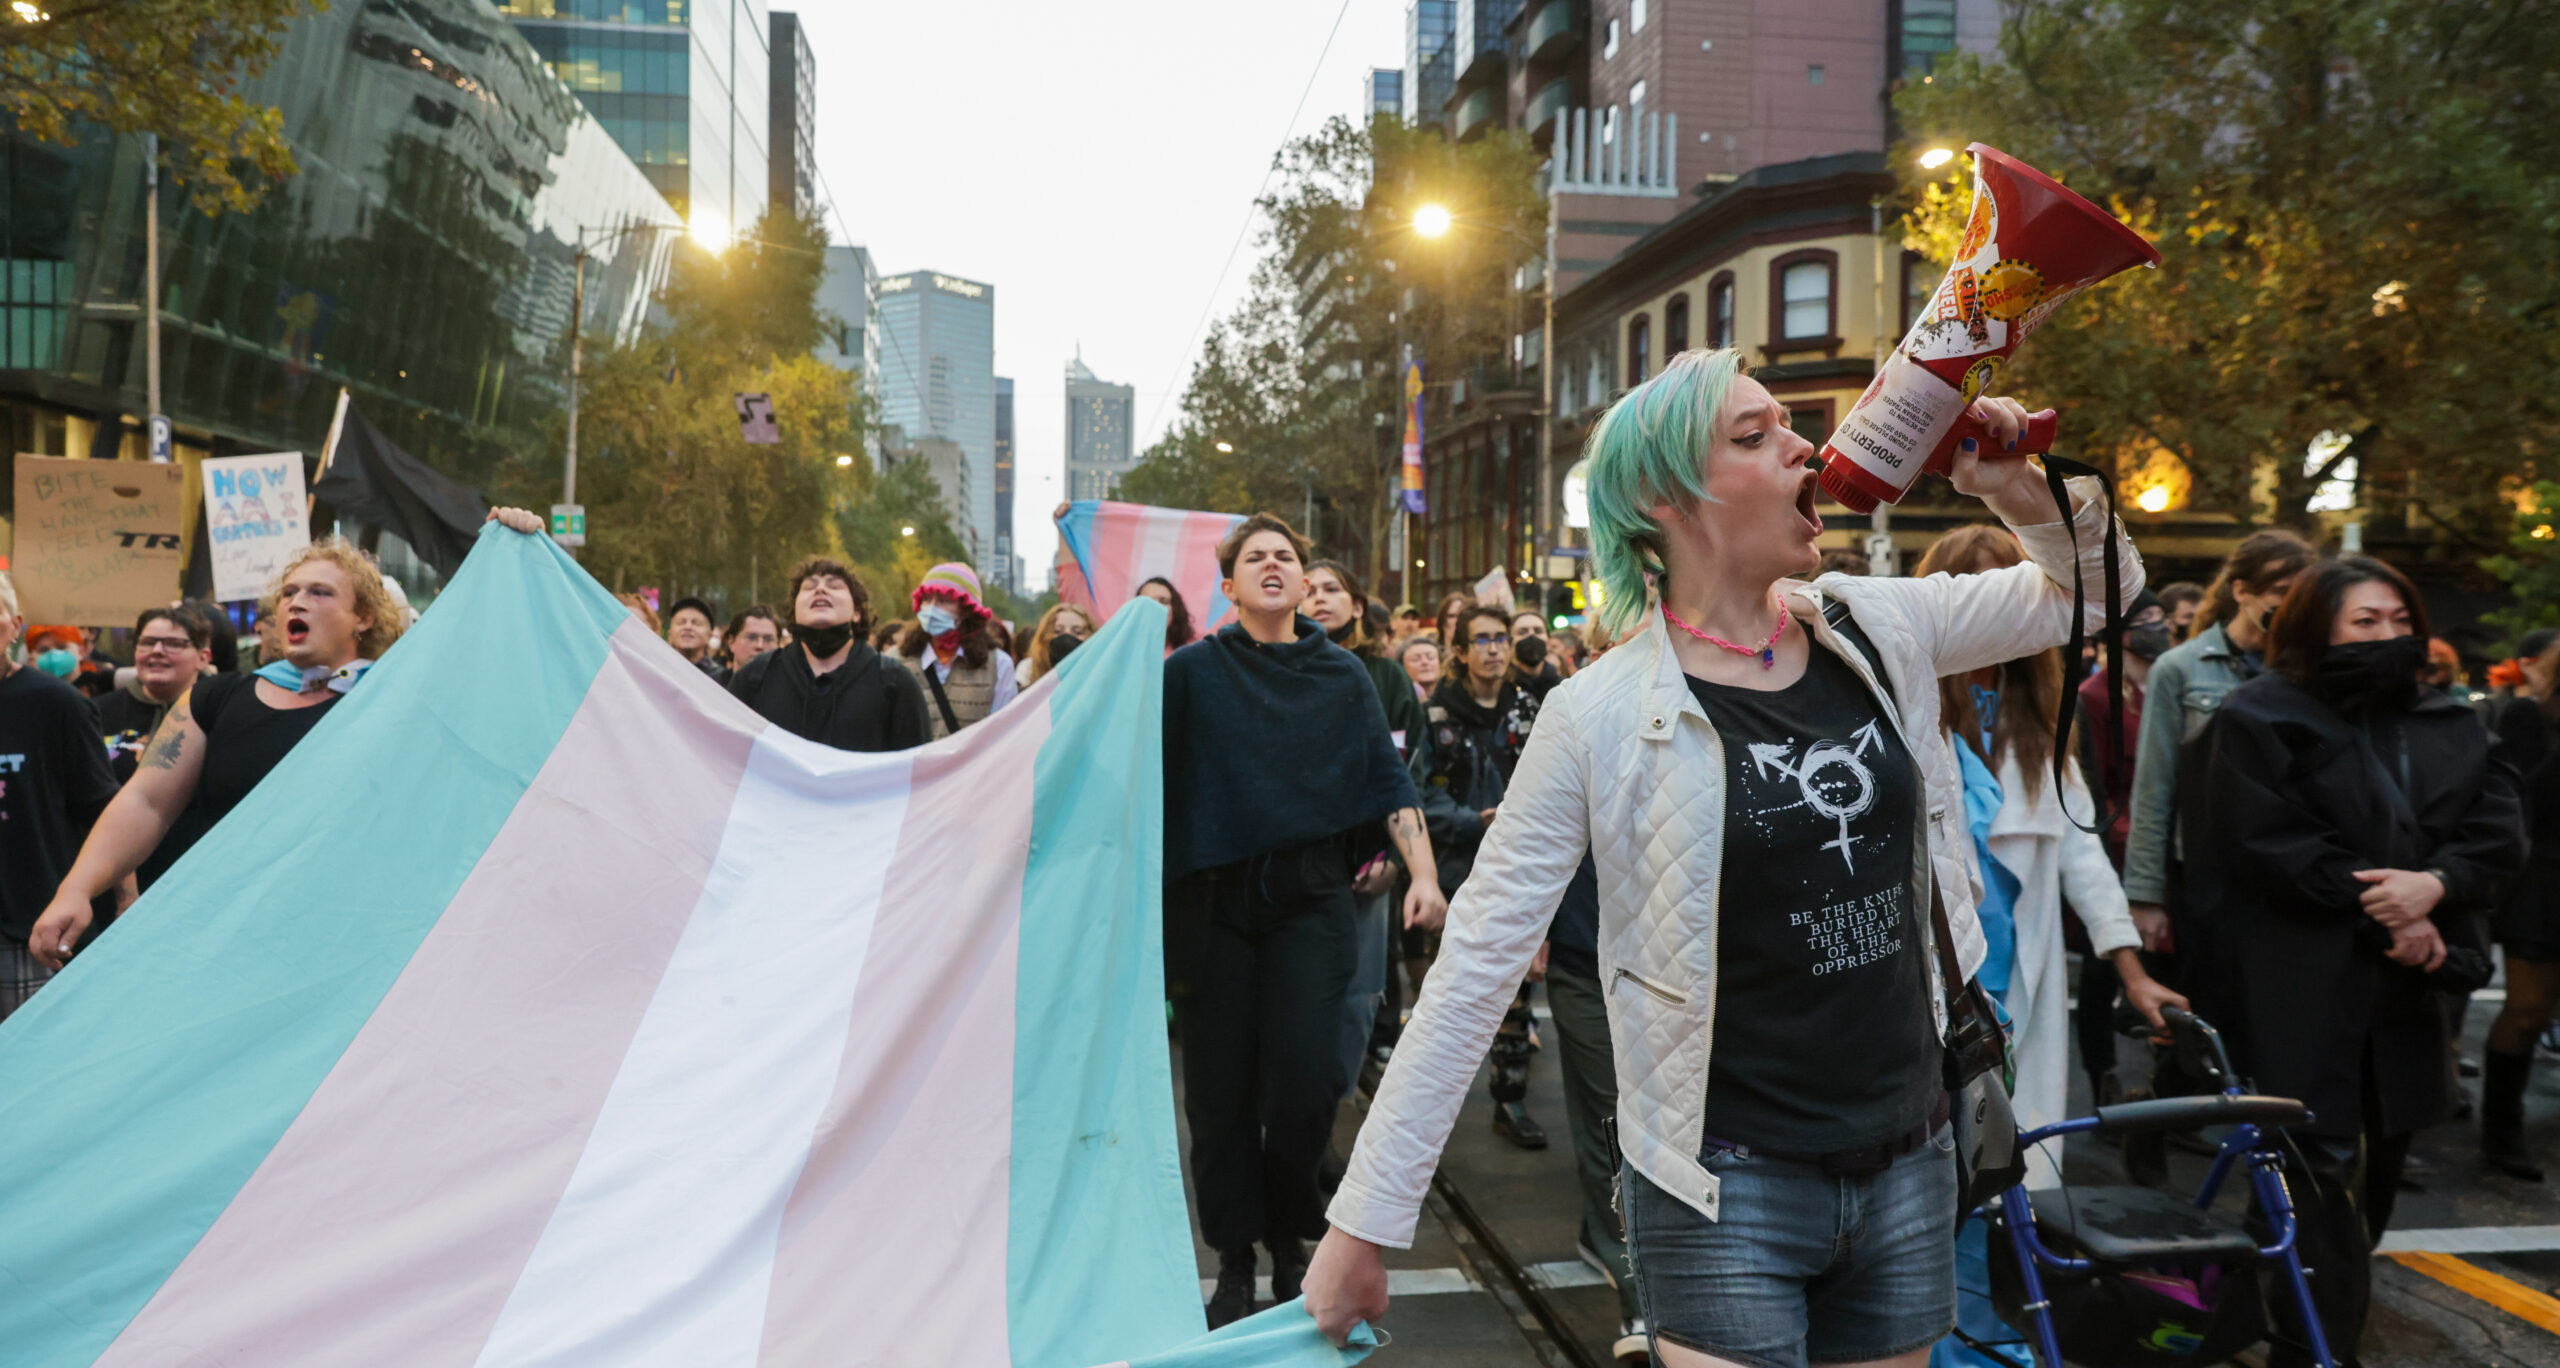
[1621,1125,1957,1368]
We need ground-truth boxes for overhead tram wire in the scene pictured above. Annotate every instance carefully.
[810,160,927,430]
[1141,0,1357,444]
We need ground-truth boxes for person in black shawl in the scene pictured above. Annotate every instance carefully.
[729,556,929,752]
[1165,514,1445,1328]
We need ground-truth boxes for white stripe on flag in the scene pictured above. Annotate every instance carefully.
[1131,508,1185,597]
[473,732,915,1368]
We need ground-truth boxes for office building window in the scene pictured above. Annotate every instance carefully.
[1632,0,1647,31]
[1771,252,1837,342]
[1584,346,1606,410]
[1808,65,1826,85]
[1627,315,1651,386]
[1665,293,1690,355]
[1707,273,1735,348]
[1630,79,1647,113]
[1603,17,1620,59]
[1601,105,1619,145]
[1789,400,1834,448]
[1900,0,1960,74]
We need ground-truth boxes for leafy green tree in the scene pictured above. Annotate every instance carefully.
[0,0,314,213]
[2482,481,2560,650]
[1126,115,1547,580]
[1896,0,2560,534]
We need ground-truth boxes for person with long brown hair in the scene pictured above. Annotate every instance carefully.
[2187,556,2520,1364]
[1911,526,2183,1367]
[1136,577,1197,652]
[893,562,1015,738]
[1431,592,1473,661]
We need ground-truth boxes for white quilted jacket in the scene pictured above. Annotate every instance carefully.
[1328,479,2143,1246]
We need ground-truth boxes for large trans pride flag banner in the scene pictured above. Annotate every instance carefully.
[1054,500,1244,636]
[0,528,1371,1368]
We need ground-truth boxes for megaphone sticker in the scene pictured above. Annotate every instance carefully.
[1980,261,2048,321]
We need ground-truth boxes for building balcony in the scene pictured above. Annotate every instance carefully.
[1525,0,1583,64]
[1526,76,1574,141]
[1452,85,1504,142]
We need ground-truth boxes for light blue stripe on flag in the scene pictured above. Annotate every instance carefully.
[1112,1301,1379,1368]
[1007,597,1202,1364]
[1055,500,1102,577]
[0,527,628,1366]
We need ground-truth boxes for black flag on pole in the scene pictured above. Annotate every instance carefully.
[311,403,489,578]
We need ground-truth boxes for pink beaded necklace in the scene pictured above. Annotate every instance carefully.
[1662,600,1789,669]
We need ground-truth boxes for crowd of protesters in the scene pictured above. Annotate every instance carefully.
[3,348,2555,1368]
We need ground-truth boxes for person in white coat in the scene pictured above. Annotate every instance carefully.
[1913,527,2183,1368]
[1301,347,2156,1368]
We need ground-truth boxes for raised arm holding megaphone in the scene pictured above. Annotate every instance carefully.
[1817,143,2163,512]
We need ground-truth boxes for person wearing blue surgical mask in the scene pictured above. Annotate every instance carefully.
[890,562,1015,739]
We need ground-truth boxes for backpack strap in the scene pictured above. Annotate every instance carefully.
[919,656,963,734]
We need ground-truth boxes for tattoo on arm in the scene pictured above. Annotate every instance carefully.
[141,705,191,772]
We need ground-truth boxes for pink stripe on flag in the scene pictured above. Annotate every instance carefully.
[755,693,1053,1365]
[1170,512,1232,632]
[95,622,761,1368]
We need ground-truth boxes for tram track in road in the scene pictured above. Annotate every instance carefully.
[1426,1163,1607,1368]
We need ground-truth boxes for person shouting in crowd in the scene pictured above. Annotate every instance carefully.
[0,574,120,1019]
[1912,529,2182,1368]
[1424,602,1550,1150]
[893,563,1014,738]
[731,556,928,752]
[1304,348,2146,1367]
[2483,630,2560,1180]
[1016,602,1095,688]
[1137,576,1199,652]
[96,608,213,784]
[664,596,721,678]
[28,531,425,966]
[2186,556,2520,1366]
[1305,558,1431,1123]
[714,604,783,684]
[1397,636,1441,702]
[1162,513,1446,1328]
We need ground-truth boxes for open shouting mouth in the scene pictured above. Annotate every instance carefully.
[1796,470,1825,538]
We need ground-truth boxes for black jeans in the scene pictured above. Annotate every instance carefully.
[1171,860,1358,1253]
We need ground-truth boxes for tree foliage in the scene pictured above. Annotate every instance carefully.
[1896,0,2560,533]
[510,209,966,616]
[1125,116,1547,579]
[0,0,312,213]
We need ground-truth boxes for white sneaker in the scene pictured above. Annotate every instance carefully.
[1612,1319,1650,1364]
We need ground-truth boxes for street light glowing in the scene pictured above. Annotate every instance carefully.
[1918,147,1957,170]
[900,525,916,537]
[2136,485,2170,513]
[835,454,854,467]
[1214,440,1233,453]
[1412,204,1453,238]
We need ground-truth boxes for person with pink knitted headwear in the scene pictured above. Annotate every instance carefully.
[891,562,1017,739]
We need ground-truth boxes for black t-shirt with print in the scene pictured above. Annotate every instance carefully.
[95,685,177,785]
[0,667,120,945]
[140,672,338,891]
[1688,644,1939,1153]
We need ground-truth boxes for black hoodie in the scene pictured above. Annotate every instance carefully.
[1422,674,1538,894]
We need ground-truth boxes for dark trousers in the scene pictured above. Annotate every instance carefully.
[1174,875,1358,1253]
[1546,966,1641,1321]
[2262,1066,2410,1368]
[1490,982,1536,1103]
[2076,951,2121,1087]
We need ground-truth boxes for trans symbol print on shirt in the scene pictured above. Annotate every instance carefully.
[1715,702,1915,981]
[1743,720,1886,872]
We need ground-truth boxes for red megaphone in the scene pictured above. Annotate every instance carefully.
[1815,143,2161,513]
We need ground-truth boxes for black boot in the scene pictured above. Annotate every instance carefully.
[1206,1246,1257,1328]
[1267,1235,1309,1305]
[1493,1100,1549,1149]
[2483,1048,2545,1182]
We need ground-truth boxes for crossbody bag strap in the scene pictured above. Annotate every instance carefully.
[920,657,963,733]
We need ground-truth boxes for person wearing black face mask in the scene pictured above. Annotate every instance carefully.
[2184,556,2523,1368]
[728,556,930,752]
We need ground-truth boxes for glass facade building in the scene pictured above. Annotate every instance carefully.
[1403,0,1456,129]
[1367,68,1404,121]
[767,10,817,221]
[1063,359,1134,504]
[497,0,770,239]
[0,0,676,539]
[875,272,996,570]
[993,376,1015,593]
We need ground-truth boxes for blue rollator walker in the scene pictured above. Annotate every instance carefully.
[1984,1007,2336,1368]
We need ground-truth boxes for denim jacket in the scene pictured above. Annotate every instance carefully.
[2120,621,2261,904]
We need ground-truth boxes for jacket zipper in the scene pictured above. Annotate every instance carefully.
[1615,964,1691,1006]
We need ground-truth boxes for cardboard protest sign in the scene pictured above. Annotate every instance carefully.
[9,455,186,625]
[202,452,311,602]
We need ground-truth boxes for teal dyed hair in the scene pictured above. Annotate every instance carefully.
[1584,347,1747,635]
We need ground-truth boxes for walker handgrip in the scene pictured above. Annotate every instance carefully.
[2090,1093,2309,1137]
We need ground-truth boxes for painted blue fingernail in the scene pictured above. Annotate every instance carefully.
[1960,438,1977,453]
[2007,437,2018,451]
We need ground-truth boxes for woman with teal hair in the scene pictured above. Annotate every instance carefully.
[1305,346,2149,1368]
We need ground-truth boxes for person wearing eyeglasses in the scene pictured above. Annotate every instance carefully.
[1422,602,1550,1150]
[95,608,213,784]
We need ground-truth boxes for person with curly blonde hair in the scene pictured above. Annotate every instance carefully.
[1015,602,1094,688]
[27,526,452,966]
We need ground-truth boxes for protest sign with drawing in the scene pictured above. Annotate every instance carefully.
[202,452,310,602]
[9,455,186,624]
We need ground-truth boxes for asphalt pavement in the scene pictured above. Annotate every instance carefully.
[1176,971,2560,1366]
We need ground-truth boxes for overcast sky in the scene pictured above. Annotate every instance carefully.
[790,0,1404,587]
